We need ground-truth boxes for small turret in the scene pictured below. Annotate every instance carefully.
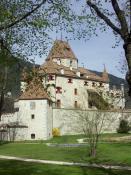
[102,64,109,82]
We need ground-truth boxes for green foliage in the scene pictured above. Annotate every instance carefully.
[117,119,130,134]
[88,91,110,110]
[0,0,76,59]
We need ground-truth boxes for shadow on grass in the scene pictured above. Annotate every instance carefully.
[81,166,131,175]
[0,159,131,175]
[0,141,10,146]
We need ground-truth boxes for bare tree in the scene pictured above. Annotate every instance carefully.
[79,110,114,158]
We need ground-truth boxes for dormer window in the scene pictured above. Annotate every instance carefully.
[76,72,80,77]
[48,75,54,81]
[84,81,88,86]
[80,74,84,77]
[56,87,62,94]
[60,69,64,74]
[68,78,72,83]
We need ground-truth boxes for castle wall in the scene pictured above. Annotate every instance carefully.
[55,76,89,109]
[53,108,131,135]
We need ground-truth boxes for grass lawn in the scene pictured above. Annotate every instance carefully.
[0,159,131,175]
[0,134,131,165]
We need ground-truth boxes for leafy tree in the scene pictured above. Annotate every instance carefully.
[117,119,130,133]
[71,0,131,96]
[0,0,75,118]
[0,0,75,58]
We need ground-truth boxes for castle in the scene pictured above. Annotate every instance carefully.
[0,40,125,141]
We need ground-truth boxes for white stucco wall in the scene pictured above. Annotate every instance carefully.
[1,99,53,141]
[55,76,88,109]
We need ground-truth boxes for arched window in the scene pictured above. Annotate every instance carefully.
[31,133,35,139]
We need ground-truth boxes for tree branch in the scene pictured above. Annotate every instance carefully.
[86,0,122,37]
[111,0,129,38]
[0,0,47,31]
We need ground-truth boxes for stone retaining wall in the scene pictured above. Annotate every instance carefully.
[53,108,131,135]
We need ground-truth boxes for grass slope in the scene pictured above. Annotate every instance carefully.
[0,134,131,165]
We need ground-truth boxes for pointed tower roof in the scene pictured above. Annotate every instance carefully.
[20,77,50,100]
[46,40,77,61]
[102,65,109,82]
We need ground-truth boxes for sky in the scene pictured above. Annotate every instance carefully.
[35,0,128,79]
[36,29,125,79]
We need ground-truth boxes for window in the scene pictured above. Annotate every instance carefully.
[70,60,72,66]
[74,88,77,95]
[31,114,35,119]
[14,107,19,112]
[56,87,62,94]
[84,81,88,86]
[30,102,36,110]
[92,82,96,87]
[74,101,78,108]
[31,133,35,139]
[56,99,61,108]
[80,73,84,77]
[48,75,54,81]
[68,78,72,83]
[99,82,103,87]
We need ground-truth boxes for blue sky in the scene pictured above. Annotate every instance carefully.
[34,0,127,79]
[36,29,125,79]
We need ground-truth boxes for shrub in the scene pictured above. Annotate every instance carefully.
[117,119,130,134]
[52,128,60,137]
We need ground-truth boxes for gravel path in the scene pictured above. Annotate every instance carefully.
[0,155,131,171]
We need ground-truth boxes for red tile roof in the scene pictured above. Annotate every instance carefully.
[20,77,50,100]
[40,60,108,82]
[46,40,77,61]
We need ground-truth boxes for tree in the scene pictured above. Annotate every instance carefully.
[79,111,114,158]
[0,0,75,58]
[117,119,130,133]
[72,0,131,96]
[0,0,75,118]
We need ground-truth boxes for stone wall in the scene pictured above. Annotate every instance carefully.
[53,108,131,135]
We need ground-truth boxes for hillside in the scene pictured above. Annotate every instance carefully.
[90,70,127,90]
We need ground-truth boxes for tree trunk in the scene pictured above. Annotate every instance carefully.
[124,34,131,96]
[0,91,4,120]
[90,145,97,158]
